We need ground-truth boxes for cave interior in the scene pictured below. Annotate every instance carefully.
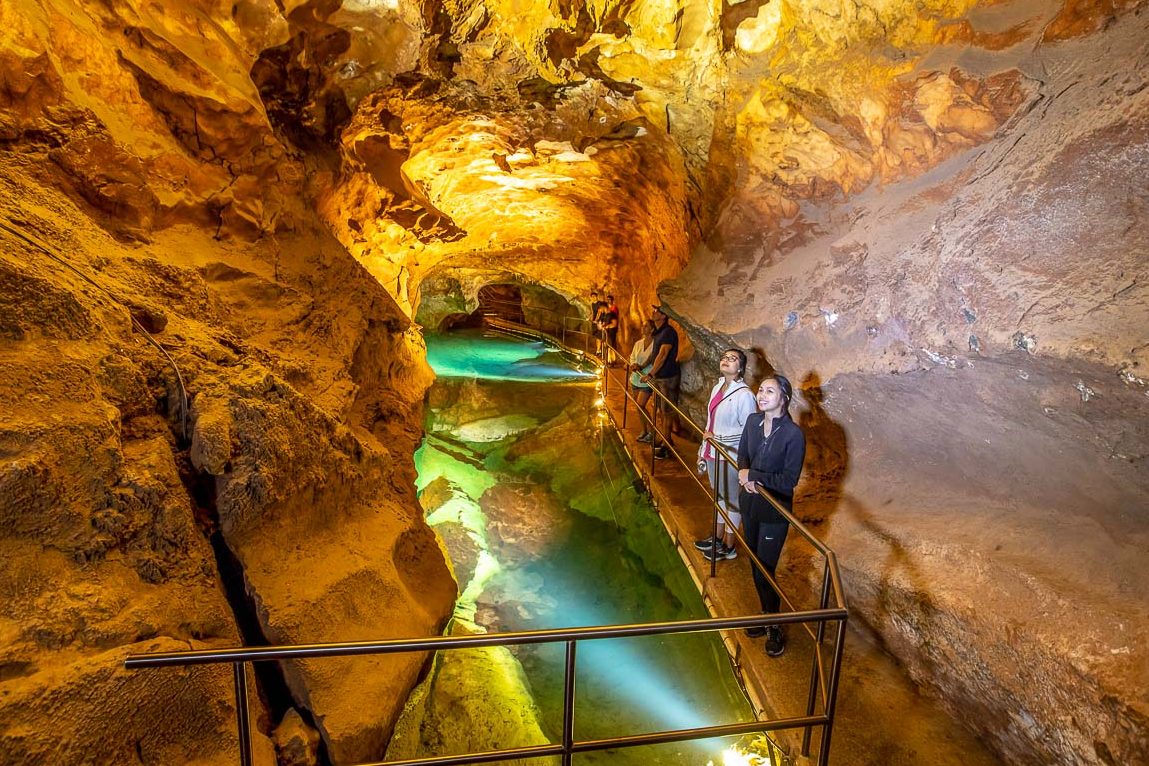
[0,0,1147,764]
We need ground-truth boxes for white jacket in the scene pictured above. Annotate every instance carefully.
[699,378,756,460]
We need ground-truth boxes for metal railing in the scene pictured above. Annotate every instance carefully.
[597,334,848,759]
[478,296,601,356]
[124,317,848,766]
[124,612,841,766]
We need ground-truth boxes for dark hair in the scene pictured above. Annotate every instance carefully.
[644,319,656,334]
[724,348,748,379]
[607,294,615,302]
[763,373,794,412]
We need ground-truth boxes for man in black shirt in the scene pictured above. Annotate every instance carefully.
[640,305,680,459]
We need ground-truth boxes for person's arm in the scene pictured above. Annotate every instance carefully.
[642,344,671,380]
[737,417,755,475]
[628,341,647,371]
[734,390,757,432]
[747,426,806,495]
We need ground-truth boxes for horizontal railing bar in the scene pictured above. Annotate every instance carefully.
[123,611,846,669]
[357,743,564,766]
[341,716,831,766]
[570,715,830,754]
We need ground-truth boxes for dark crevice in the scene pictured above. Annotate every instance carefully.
[186,467,333,766]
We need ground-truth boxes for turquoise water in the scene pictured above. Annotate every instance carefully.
[408,329,753,765]
[426,330,597,382]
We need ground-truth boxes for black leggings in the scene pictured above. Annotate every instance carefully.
[741,490,791,614]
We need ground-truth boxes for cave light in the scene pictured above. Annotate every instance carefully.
[342,0,400,11]
[715,744,773,766]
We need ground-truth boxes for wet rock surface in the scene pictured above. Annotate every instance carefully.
[410,364,750,764]
[0,160,452,762]
[1,0,1147,762]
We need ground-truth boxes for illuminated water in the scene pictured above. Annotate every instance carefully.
[409,329,753,765]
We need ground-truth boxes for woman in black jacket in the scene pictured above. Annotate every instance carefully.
[737,374,806,657]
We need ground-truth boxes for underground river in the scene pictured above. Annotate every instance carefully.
[388,329,755,765]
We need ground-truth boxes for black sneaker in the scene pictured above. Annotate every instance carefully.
[693,536,717,551]
[637,432,653,443]
[765,626,786,657]
[703,542,737,561]
[744,626,767,638]
[653,447,671,460]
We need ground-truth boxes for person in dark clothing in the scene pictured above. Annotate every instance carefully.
[588,290,607,356]
[600,295,620,364]
[737,373,806,657]
[640,305,680,459]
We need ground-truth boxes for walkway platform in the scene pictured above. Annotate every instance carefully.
[598,367,1003,766]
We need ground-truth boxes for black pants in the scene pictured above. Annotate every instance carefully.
[741,490,791,613]
[652,373,680,447]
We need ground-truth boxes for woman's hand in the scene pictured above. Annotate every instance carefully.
[703,430,714,440]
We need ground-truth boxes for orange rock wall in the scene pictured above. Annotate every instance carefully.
[1,1,455,763]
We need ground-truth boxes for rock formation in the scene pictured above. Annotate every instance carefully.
[1,0,1146,763]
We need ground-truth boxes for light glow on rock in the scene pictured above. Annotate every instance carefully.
[342,0,400,11]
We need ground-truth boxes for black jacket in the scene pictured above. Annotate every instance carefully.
[737,412,806,505]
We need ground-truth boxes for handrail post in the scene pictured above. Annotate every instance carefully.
[621,366,629,430]
[650,406,658,476]
[818,610,848,766]
[233,662,253,766]
[804,560,833,756]
[562,640,577,766]
[709,445,719,578]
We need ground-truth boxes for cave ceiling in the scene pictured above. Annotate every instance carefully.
[4,0,1108,321]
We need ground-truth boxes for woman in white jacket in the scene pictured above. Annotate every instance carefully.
[694,348,758,561]
[628,321,657,441]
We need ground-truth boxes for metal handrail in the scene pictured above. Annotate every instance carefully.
[125,317,847,766]
[605,334,847,607]
[125,613,845,766]
[124,612,843,668]
[598,332,848,756]
[478,296,599,354]
[483,318,847,758]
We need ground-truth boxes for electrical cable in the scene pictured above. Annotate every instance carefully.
[0,217,190,441]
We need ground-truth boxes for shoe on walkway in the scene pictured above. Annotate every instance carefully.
[744,626,767,638]
[765,626,786,657]
[653,447,671,460]
[703,542,737,561]
[693,536,717,551]
[637,432,653,443]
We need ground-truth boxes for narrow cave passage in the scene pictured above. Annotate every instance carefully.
[393,328,754,764]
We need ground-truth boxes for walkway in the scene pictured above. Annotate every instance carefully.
[597,366,1004,766]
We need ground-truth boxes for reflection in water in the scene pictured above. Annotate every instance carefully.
[400,330,753,765]
[426,330,598,382]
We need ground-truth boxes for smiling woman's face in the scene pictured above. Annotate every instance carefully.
[757,379,785,413]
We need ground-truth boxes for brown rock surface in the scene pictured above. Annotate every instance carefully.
[2,0,1148,763]
[0,148,450,765]
[663,7,1149,765]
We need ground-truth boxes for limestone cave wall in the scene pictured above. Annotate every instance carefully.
[1,0,1147,764]
[1,1,456,763]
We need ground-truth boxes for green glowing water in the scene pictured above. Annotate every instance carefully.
[399,330,753,765]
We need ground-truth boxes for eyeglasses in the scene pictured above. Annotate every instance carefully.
[720,354,740,362]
